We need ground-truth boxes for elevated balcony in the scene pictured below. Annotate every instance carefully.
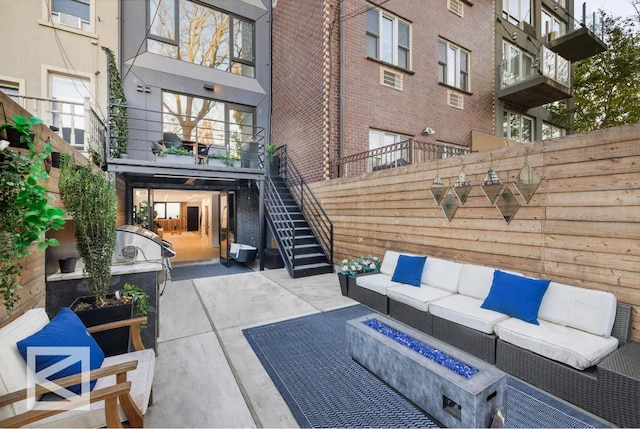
[546,26,607,62]
[498,46,572,110]
[105,104,266,185]
[8,96,106,159]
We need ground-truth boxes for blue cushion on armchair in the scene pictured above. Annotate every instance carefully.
[391,255,427,287]
[16,307,105,394]
[481,270,551,324]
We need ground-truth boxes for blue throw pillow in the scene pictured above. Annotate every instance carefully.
[391,255,427,287]
[16,307,105,394]
[481,270,551,325]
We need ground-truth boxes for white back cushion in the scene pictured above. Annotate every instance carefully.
[457,264,497,299]
[538,282,617,337]
[0,308,50,418]
[380,250,418,276]
[421,257,463,292]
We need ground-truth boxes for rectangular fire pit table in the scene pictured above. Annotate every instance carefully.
[346,314,507,428]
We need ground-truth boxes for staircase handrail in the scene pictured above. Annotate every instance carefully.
[279,147,334,267]
[264,175,297,271]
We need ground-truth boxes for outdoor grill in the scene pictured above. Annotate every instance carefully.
[114,225,176,264]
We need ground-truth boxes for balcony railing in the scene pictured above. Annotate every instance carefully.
[501,46,571,90]
[334,139,469,178]
[109,104,266,169]
[10,96,106,157]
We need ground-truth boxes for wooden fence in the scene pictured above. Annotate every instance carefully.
[310,124,640,340]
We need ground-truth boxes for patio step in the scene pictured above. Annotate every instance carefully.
[292,261,334,278]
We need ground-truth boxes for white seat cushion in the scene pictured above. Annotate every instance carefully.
[34,349,156,428]
[538,282,617,337]
[0,308,50,419]
[428,294,511,334]
[387,285,452,312]
[420,257,463,293]
[494,318,619,370]
[456,264,497,300]
[356,273,403,295]
[379,250,418,276]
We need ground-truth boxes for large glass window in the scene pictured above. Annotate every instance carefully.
[51,0,91,31]
[438,40,470,91]
[162,91,255,154]
[503,110,533,143]
[501,41,535,87]
[542,122,565,140]
[148,0,255,78]
[50,74,90,147]
[542,8,565,38]
[368,129,411,170]
[366,6,410,70]
[502,0,532,25]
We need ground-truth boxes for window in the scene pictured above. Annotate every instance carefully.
[542,122,565,140]
[50,73,90,148]
[366,6,410,70]
[51,0,91,31]
[502,0,532,25]
[542,8,565,38]
[368,129,412,170]
[162,91,255,153]
[438,40,469,91]
[501,41,535,88]
[148,0,255,78]
[503,110,533,143]
[154,202,180,219]
[0,81,20,102]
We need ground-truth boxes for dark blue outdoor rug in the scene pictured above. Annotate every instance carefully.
[243,305,610,428]
[169,261,253,281]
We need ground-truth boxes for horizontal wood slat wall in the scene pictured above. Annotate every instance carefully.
[0,92,95,326]
[310,124,640,341]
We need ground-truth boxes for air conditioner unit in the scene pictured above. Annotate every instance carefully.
[56,12,82,29]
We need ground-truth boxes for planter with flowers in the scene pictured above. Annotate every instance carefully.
[338,255,381,296]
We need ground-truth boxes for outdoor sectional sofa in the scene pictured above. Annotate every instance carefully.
[347,250,638,427]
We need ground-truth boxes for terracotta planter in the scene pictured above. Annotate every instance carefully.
[71,294,133,357]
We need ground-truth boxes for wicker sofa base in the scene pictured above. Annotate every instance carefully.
[431,315,497,364]
[347,284,388,314]
[388,299,433,335]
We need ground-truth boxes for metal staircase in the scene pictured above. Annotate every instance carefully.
[265,148,333,278]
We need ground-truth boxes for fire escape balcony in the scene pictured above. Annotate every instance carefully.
[498,46,572,110]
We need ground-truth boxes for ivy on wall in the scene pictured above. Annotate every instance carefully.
[102,47,128,158]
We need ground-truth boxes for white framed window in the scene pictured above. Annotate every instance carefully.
[368,129,412,170]
[0,78,23,102]
[503,110,533,143]
[366,6,411,70]
[542,8,565,38]
[148,0,256,78]
[501,40,535,88]
[49,73,91,148]
[50,0,92,32]
[502,0,532,25]
[438,40,470,92]
[542,122,565,140]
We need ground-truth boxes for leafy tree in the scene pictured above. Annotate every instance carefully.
[551,12,640,132]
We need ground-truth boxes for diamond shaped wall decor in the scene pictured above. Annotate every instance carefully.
[514,162,540,203]
[441,190,459,222]
[481,168,503,204]
[495,186,520,223]
[452,170,472,204]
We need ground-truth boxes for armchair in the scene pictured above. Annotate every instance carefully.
[0,309,155,428]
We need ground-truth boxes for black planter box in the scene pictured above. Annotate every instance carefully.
[264,248,284,269]
[71,294,133,357]
[338,273,349,296]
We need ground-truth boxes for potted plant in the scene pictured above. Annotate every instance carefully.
[158,146,195,164]
[209,151,240,167]
[266,143,280,176]
[0,116,66,314]
[338,255,381,296]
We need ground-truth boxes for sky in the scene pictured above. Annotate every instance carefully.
[581,0,637,18]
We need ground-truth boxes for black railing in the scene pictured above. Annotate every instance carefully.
[335,139,469,178]
[265,175,296,271]
[279,146,334,267]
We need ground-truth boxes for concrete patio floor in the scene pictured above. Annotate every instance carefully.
[144,264,353,428]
